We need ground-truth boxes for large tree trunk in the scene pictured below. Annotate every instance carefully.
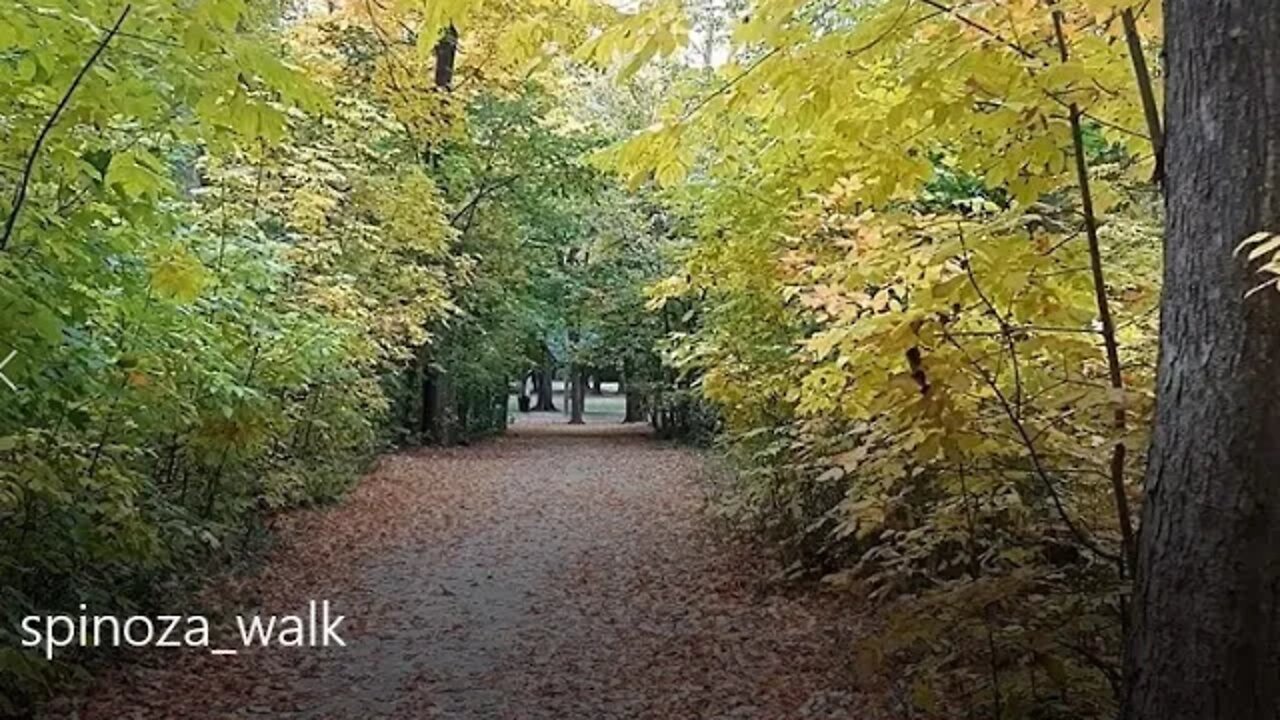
[534,361,556,411]
[422,366,450,445]
[1125,3,1280,718]
[417,24,459,444]
[624,390,646,423]
[622,359,645,423]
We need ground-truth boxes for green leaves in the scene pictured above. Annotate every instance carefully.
[0,0,431,707]
[105,149,169,198]
[148,245,207,303]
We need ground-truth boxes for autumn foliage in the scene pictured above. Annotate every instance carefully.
[2,0,1173,716]
[608,0,1164,716]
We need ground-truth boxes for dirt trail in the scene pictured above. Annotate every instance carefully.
[49,409,860,719]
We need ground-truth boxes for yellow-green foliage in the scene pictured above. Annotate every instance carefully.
[608,0,1164,715]
[0,0,1170,714]
[0,0,598,706]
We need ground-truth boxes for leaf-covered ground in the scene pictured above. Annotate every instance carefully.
[45,411,861,719]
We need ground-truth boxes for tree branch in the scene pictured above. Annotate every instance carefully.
[449,175,519,227]
[1052,7,1136,581]
[1120,7,1164,183]
[1,4,132,252]
[943,329,1121,565]
[917,0,1047,65]
[1,5,133,251]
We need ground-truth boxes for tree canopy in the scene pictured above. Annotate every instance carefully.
[6,0,1271,718]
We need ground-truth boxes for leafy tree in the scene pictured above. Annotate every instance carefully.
[592,0,1165,714]
[0,0,640,707]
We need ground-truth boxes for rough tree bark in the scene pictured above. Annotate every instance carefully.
[1124,2,1280,718]
[534,356,557,411]
[433,24,459,89]
[622,358,646,423]
[418,21,461,445]
[422,367,449,445]
[569,365,586,425]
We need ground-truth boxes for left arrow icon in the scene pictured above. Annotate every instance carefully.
[0,350,17,391]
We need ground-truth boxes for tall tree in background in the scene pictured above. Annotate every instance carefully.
[1125,1,1280,717]
[421,22,461,444]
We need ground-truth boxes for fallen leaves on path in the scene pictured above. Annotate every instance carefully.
[44,420,863,719]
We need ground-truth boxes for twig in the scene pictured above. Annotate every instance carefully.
[449,175,519,226]
[957,223,1023,416]
[683,0,934,122]
[681,47,782,121]
[917,0,1046,65]
[363,0,418,98]
[944,329,1121,564]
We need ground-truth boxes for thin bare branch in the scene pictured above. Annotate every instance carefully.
[1052,6,1136,581]
[918,0,1047,65]
[1120,7,1164,182]
[1,4,133,251]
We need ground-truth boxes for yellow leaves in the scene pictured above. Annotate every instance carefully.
[795,363,851,415]
[191,0,247,33]
[707,190,1153,472]
[646,273,692,309]
[195,88,293,143]
[804,327,845,362]
[1090,179,1125,216]
[796,283,857,322]
[105,149,169,199]
[0,15,24,51]
[613,0,1162,487]
[371,171,453,255]
[149,246,208,304]
[413,0,475,47]
[1038,60,1093,101]
[1235,230,1280,297]
[193,406,270,456]
[495,18,552,70]
[274,149,456,365]
[575,0,687,81]
[631,4,1163,712]
[16,54,38,83]
[732,0,812,47]
[654,155,688,188]
[238,41,329,112]
[602,121,690,188]
[621,0,1155,225]
[289,187,339,235]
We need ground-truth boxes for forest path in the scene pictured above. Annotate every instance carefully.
[53,408,860,719]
